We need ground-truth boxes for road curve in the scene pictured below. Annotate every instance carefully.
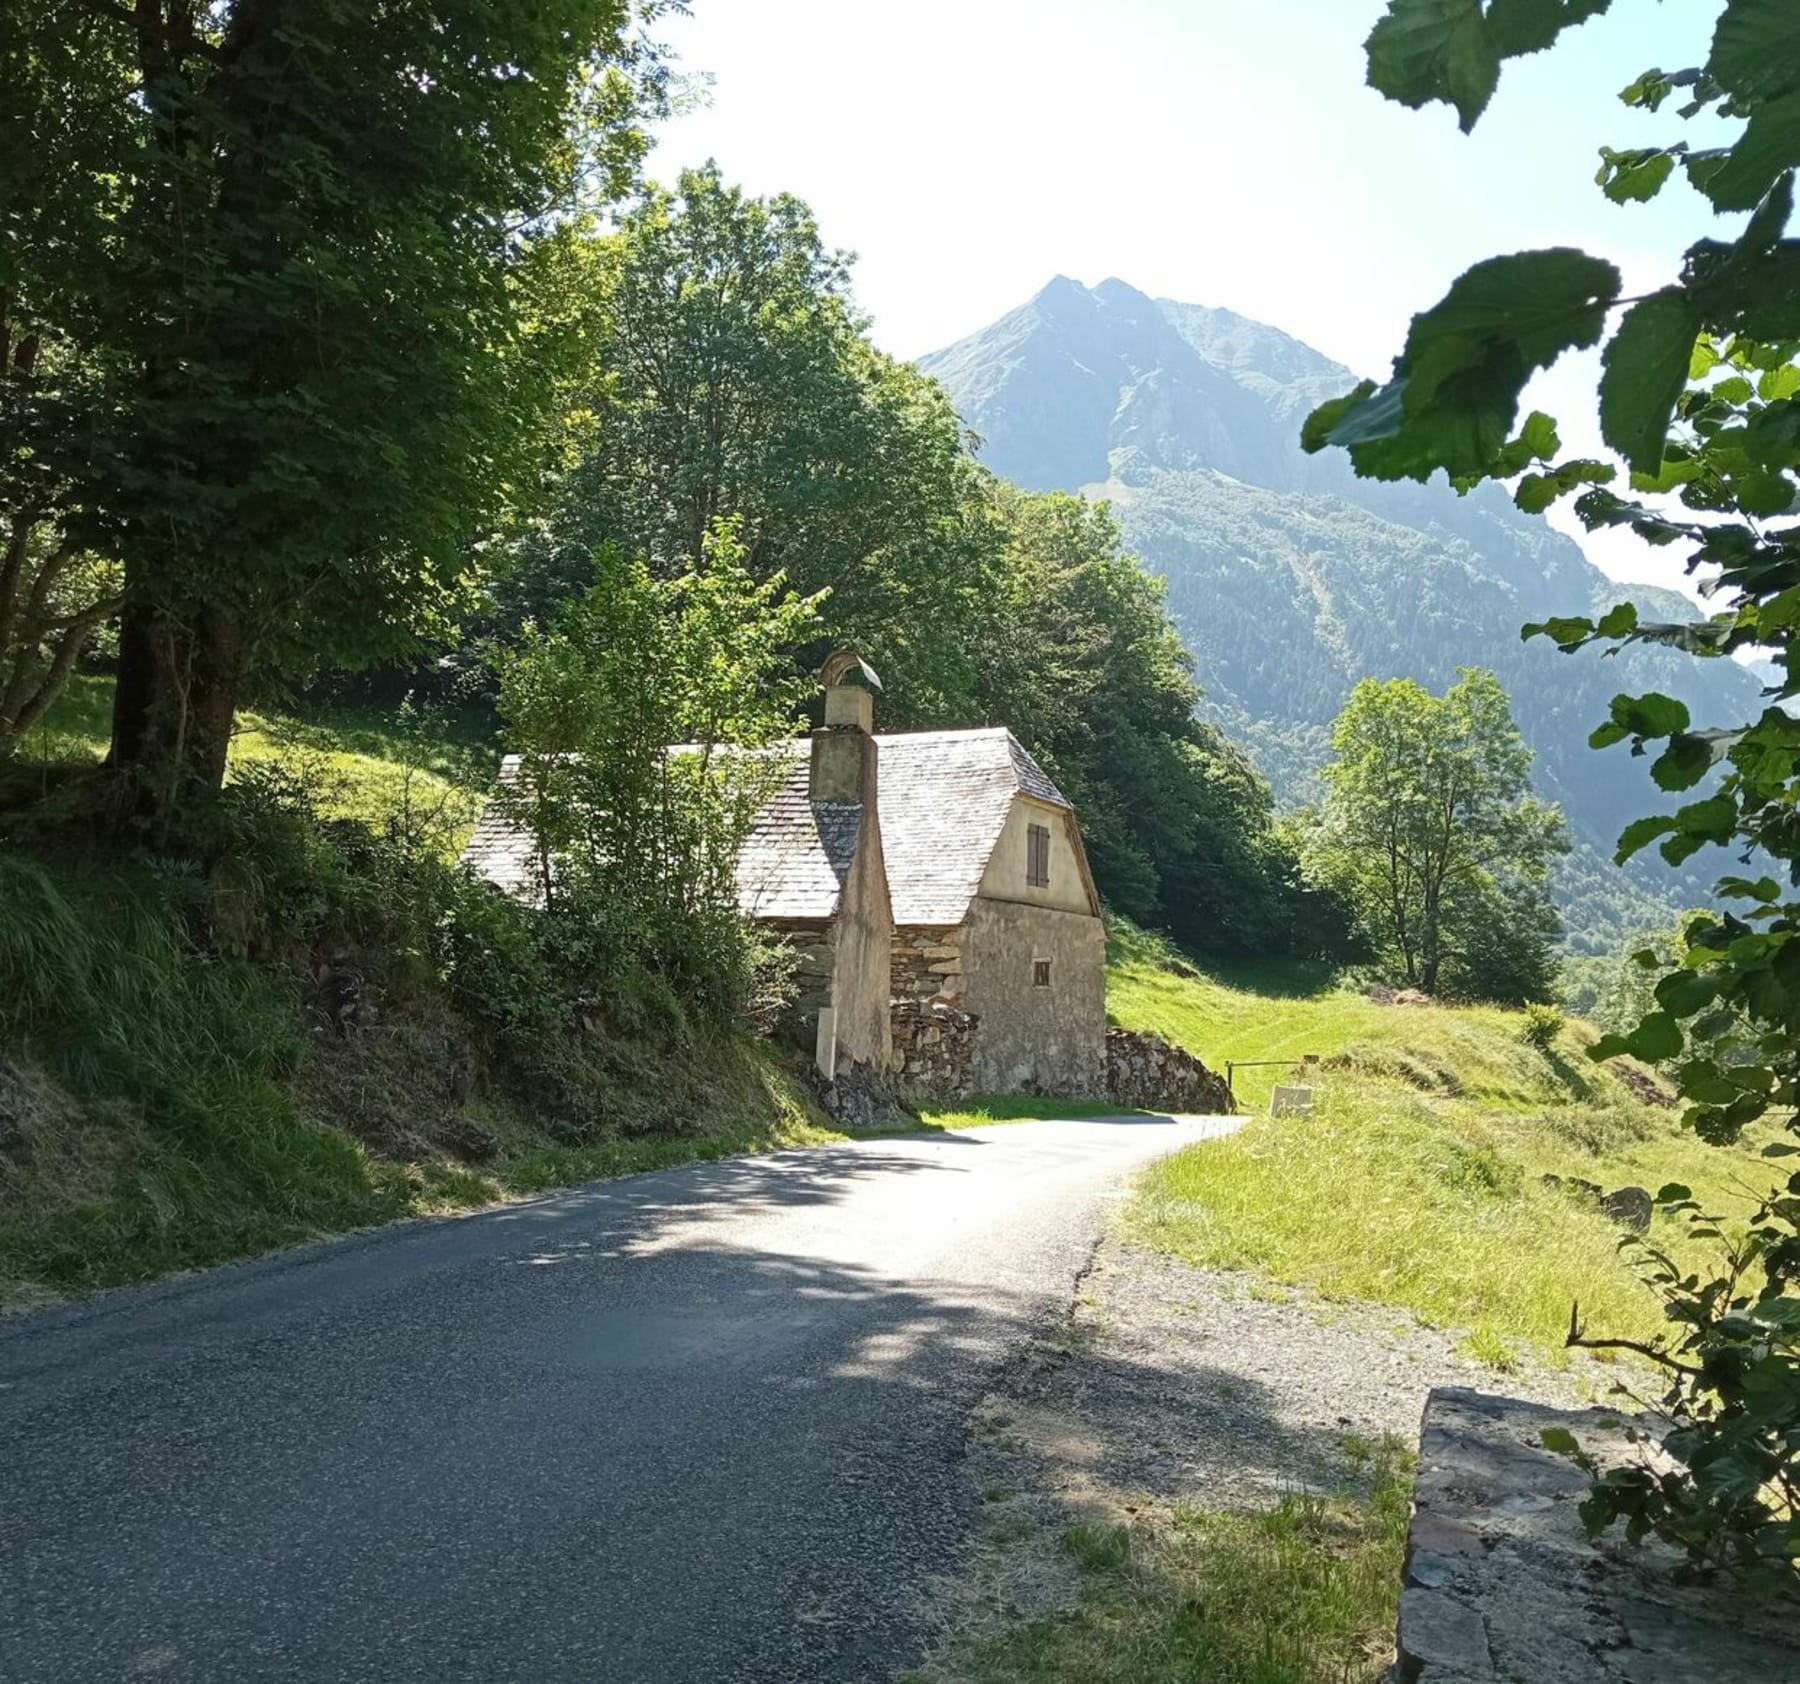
[0,1114,1235,1684]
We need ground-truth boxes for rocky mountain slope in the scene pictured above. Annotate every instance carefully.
[920,277,1764,952]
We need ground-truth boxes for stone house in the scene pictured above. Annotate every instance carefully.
[460,657,1108,1096]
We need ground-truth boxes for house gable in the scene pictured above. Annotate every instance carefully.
[974,795,1102,919]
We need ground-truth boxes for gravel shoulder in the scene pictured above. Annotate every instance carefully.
[908,1237,1606,1678]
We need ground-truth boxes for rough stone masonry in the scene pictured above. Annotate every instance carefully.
[1400,1388,1800,1682]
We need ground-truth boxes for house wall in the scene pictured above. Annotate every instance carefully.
[976,799,1095,916]
[827,768,894,1075]
[960,897,1106,1096]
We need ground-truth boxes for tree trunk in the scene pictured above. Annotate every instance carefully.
[107,596,243,803]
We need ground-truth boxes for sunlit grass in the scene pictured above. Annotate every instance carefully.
[1105,919,1769,1364]
[914,1093,1143,1131]
[19,673,495,853]
[913,1437,1413,1684]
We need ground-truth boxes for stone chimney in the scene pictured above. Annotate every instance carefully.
[810,651,880,802]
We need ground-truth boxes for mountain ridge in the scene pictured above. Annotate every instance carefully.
[919,277,1763,952]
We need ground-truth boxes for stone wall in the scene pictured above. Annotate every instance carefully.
[1400,1387,1800,1682]
[891,1000,979,1097]
[767,918,833,1053]
[1104,1027,1233,1115]
[892,924,966,1006]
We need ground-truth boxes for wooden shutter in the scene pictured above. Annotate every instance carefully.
[1027,822,1050,888]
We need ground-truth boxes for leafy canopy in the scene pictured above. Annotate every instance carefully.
[2,0,661,792]
[1336,0,1800,1581]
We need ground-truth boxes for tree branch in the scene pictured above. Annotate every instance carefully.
[1566,1302,1700,1377]
[72,0,226,66]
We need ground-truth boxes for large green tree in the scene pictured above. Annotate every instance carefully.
[1,0,659,804]
[1310,669,1566,998]
[1316,0,1800,1575]
[498,163,987,720]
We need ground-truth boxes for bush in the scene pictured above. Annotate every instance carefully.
[1520,1003,1565,1051]
[1560,1187,1800,1591]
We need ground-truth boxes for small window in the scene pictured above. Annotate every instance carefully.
[1026,822,1050,888]
[1032,959,1052,988]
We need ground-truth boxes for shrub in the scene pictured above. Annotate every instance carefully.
[493,526,819,1037]
[1560,1187,1800,1591]
[1520,1003,1564,1051]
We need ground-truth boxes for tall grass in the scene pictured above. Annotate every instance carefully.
[0,849,416,1290]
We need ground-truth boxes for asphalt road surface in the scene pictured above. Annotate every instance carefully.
[0,1114,1235,1684]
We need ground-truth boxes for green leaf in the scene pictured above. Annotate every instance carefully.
[1539,1425,1582,1457]
[1301,382,1376,454]
[1736,467,1798,517]
[1742,172,1797,259]
[1679,1060,1743,1104]
[1515,473,1560,512]
[1759,365,1800,402]
[1597,146,1677,204]
[1655,969,1718,1017]
[1704,93,1800,212]
[1520,409,1560,456]
[1600,291,1702,473]
[1595,602,1639,638]
[1709,0,1800,105]
[1656,1183,1694,1204]
[1628,1012,1684,1062]
[1366,0,1499,132]
[1653,734,1715,791]
[1529,614,1597,647]
[1487,0,1612,56]
[1320,251,1620,482]
[1616,814,1678,862]
[1613,692,1691,738]
[1674,791,1739,841]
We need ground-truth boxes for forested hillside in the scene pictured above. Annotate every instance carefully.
[921,277,1768,951]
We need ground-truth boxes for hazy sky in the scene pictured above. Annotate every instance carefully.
[648,1,1734,591]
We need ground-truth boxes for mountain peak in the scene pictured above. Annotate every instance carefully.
[1093,276,1155,308]
[919,278,1312,492]
[1029,273,1095,315]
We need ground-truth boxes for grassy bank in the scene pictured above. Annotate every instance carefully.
[0,687,860,1305]
[1106,923,1767,1366]
[0,842,847,1305]
[12,672,493,841]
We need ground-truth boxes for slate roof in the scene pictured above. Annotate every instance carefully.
[460,727,1073,928]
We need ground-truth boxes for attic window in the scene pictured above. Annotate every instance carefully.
[1033,959,1052,988]
[1026,822,1050,888]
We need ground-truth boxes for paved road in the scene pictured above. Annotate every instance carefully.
[0,1115,1234,1684]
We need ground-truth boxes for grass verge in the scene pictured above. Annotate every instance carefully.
[911,1437,1412,1684]
[914,1094,1143,1131]
[1107,923,1770,1366]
